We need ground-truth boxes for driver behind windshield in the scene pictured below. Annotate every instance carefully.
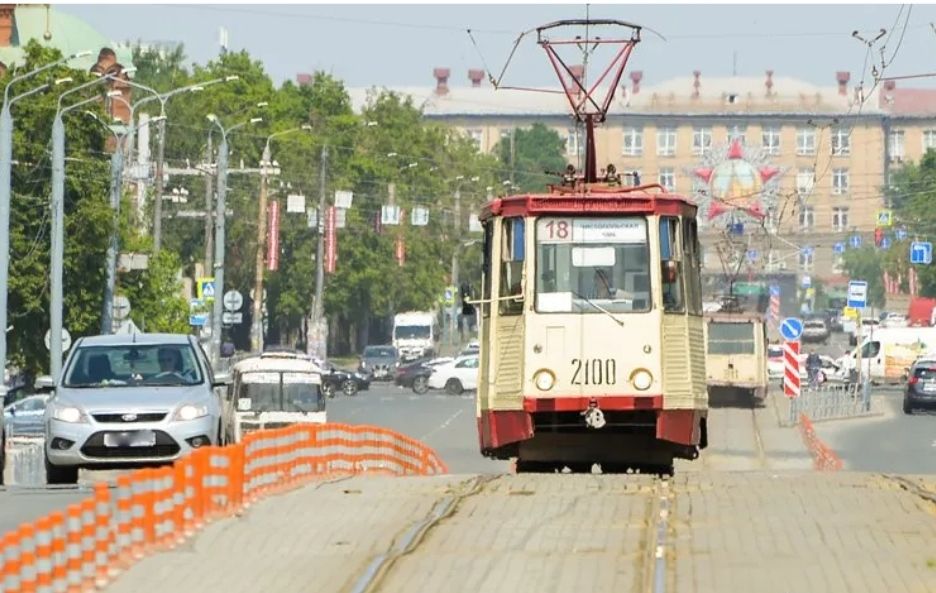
[155,348,183,377]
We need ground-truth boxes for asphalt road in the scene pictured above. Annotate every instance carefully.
[813,388,936,475]
[327,382,511,474]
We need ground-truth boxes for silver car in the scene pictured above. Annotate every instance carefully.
[43,333,229,485]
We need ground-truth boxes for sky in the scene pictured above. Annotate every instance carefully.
[59,3,936,90]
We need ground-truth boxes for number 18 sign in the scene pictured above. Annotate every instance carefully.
[537,217,647,244]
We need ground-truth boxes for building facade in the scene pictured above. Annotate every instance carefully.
[341,67,935,288]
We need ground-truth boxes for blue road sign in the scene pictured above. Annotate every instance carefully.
[833,242,846,254]
[880,236,892,250]
[189,313,209,327]
[801,246,814,257]
[728,222,744,236]
[847,280,868,309]
[780,317,804,341]
[896,227,908,241]
[911,241,933,265]
[769,284,780,297]
[746,249,758,262]
[849,235,862,249]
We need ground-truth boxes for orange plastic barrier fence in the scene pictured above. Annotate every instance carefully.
[798,413,843,472]
[0,423,447,593]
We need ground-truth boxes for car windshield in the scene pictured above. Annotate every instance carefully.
[535,216,651,314]
[64,344,203,387]
[768,346,783,357]
[394,325,430,340]
[363,346,396,358]
[238,372,324,413]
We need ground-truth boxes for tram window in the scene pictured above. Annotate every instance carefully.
[659,217,685,313]
[499,218,525,315]
[682,219,703,315]
[482,222,493,318]
[707,322,755,355]
[534,216,650,314]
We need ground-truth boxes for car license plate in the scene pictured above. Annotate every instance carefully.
[924,383,936,393]
[103,431,156,448]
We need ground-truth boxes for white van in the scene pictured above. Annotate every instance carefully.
[838,326,936,384]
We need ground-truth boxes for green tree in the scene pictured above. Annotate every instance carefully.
[494,122,567,193]
[842,247,886,308]
[888,149,936,297]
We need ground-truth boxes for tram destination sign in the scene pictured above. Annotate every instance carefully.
[537,217,647,244]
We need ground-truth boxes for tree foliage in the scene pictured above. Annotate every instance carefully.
[494,122,567,193]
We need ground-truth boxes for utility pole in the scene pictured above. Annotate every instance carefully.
[509,127,516,186]
[252,144,271,353]
[204,133,214,272]
[100,136,124,334]
[153,116,167,252]
[311,144,328,358]
[210,130,229,366]
[50,116,65,379]
[451,187,461,346]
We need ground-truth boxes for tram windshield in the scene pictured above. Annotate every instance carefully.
[534,217,651,313]
[707,322,756,355]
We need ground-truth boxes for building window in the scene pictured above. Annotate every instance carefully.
[764,207,779,233]
[565,128,580,156]
[796,168,815,195]
[832,168,849,195]
[659,168,676,191]
[762,126,781,155]
[890,129,905,162]
[622,127,643,156]
[692,128,712,156]
[656,127,677,157]
[766,250,780,272]
[466,128,483,151]
[799,249,814,272]
[832,251,845,274]
[796,128,816,155]
[831,127,851,156]
[924,129,936,153]
[832,206,849,232]
[728,124,746,145]
[798,205,814,230]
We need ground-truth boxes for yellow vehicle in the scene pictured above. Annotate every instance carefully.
[703,311,769,403]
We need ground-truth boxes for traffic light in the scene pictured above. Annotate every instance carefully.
[460,282,475,316]
[874,228,883,247]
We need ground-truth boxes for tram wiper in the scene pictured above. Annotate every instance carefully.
[571,291,625,327]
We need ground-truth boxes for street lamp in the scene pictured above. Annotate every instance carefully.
[250,124,312,352]
[49,73,124,377]
[131,76,240,253]
[0,50,90,386]
[206,113,263,366]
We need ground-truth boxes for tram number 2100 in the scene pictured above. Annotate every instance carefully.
[570,358,617,386]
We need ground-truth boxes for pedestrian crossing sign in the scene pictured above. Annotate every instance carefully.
[876,209,893,227]
[197,277,216,301]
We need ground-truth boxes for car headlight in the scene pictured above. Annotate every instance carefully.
[174,404,209,421]
[630,368,653,391]
[51,405,87,424]
[533,369,555,391]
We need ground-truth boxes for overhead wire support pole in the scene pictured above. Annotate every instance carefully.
[312,144,329,357]
[0,49,89,388]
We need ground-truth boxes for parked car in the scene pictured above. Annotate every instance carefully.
[801,318,830,344]
[358,345,399,381]
[395,357,456,394]
[42,333,230,485]
[320,362,370,398]
[427,355,479,395]
[824,308,844,332]
[767,344,784,380]
[904,359,936,414]
[4,393,50,436]
[882,313,909,328]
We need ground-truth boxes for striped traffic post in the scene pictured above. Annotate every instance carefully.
[769,284,781,328]
[779,317,804,424]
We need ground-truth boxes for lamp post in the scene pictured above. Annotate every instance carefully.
[0,50,89,385]
[50,74,122,377]
[131,76,239,253]
[206,114,263,366]
[252,125,311,353]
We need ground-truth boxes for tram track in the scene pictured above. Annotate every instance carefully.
[637,475,674,593]
[344,475,497,593]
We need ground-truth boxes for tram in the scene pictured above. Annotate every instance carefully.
[474,20,708,473]
[703,300,769,405]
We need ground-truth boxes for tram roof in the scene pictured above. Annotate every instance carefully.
[479,185,697,221]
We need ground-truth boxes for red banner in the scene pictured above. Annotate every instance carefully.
[266,200,280,271]
[325,206,337,274]
[395,235,405,267]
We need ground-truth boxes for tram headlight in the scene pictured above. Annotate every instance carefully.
[630,368,653,391]
[533,369,556,391]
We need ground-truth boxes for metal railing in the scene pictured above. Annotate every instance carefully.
[786,379,874,425]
